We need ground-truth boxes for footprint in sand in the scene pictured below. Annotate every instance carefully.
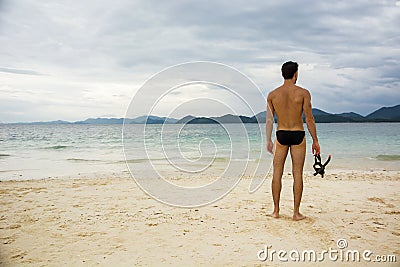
[10,250,27,259]
[372,220,385,226]
[385,210,400,215]
[6,224,21,230]
[367,197,395,208]
[368,197,386,204]
[77,232,100,237]
[2,237,15,244]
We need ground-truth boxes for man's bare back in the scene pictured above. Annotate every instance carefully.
[265,61,320,221]
[268,84,308,131]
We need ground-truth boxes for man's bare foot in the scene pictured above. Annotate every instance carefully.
[293,213,306,221]
[271,212,280,219]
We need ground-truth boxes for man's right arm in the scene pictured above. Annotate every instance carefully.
[266,94,275,154]
[303,89,320,155]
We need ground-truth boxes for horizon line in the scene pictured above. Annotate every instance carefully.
[1,104,399,124]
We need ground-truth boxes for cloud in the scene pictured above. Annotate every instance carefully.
[0,67,43,76]
[0,0,399,122]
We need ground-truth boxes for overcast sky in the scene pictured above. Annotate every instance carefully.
[1,0,399,122]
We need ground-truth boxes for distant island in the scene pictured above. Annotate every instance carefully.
[3,104,400,124]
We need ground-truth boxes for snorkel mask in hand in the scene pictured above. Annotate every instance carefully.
[313,154,331,178]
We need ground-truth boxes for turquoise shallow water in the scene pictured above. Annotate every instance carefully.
[0,123,399,180]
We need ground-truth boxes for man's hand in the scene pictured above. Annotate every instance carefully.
[312,141,320,155]
[267,140,274,154]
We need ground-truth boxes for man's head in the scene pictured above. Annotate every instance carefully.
[281,61,298,82]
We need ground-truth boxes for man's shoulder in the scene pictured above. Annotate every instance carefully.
[294,84,307,91]
[269,85,284,95]
[267,87,279,99]
[295,85,310,95]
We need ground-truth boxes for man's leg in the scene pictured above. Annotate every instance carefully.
[271,142,289,218]
[290,138,306,221]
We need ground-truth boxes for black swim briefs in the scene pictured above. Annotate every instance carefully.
[276,130,305,146]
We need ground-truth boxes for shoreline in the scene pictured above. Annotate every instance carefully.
[1,171,399,266]
[1,168,399,182]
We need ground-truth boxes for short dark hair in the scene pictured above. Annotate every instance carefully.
[281,61,298,80]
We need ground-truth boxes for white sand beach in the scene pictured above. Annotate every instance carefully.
[1,170,399,266]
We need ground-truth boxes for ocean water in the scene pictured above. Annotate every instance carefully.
[0,123,399,181]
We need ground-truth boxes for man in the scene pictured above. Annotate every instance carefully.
[266,61,320,221]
